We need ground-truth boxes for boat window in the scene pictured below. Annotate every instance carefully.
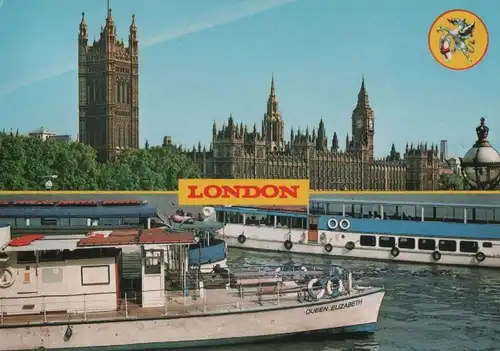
[100,218,119,226]
[378,236,395,248]
[86,218,100,227]
[474,208,494,224]
[291,218,304,229]
[276,216,290,228]
[0,218,14,226]
[418,239,436,251]
[63,248,118,260]
[459,241,479,253]
[435,207,455,222]
[344,204,363,219]
[123,218,140,225]
[39,250,64,262]
[144,250,162,275]
[482,242,493,248]
[360,235,376,247]
[438,240,457,252]
[216,211,224,222]
[399,205,417,220]
[494,209,500,223]
[15,218,26,226]
[41,218,57,226]
[383,205,397,220]
[67,218,86,226]
[17,251,37,264]
[422,206,434,221]
[362,204,377,219]
[398,237,415,249]
[326,203,343,216]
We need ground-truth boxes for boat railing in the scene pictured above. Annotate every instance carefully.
[0,283,315,327]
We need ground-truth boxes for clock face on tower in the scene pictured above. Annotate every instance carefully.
[356,119,364,129]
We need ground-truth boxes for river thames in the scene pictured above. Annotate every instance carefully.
[1,193,500,350]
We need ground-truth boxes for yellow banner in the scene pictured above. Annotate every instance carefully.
[178,179,310,206]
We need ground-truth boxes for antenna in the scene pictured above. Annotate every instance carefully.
[106,0,110,17]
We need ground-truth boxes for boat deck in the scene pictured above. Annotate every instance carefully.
[0,287,309,327]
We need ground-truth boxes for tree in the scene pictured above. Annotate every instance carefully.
[97,146,201,190]
[438,173,470,190]
[0,133,202,190]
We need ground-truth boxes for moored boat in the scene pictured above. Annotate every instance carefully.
[213,198,500,267]
[0,225,384,350]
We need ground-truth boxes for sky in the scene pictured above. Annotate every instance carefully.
[0,0,498,158]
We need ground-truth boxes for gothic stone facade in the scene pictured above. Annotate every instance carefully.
[186,77,439,191]
[78,10,139,162]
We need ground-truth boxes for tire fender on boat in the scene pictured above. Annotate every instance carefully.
[327,218,339,230]
[307,278,326,300]
[476,252,486,262]
[432,251,441,261]
[237,234,246,244]
[324,243,333,253]
[390,247,400,258]
[284,240,293,250]
[326,278,344,298]
[339,219,351,231]
[345,241,355,250]
[0,265,15,289]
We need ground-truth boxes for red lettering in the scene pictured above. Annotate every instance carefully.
[187,185,203,198]
[186,185,300,199]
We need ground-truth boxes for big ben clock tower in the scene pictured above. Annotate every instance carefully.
[350,77,374,161]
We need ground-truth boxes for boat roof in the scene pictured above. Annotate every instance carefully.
[309,197,499,209]
[0,204,160,218]
[0,200,148,207]
[2,229,195,252]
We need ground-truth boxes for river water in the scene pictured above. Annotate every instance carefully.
[2,193,500,350]
[222,248,500,351]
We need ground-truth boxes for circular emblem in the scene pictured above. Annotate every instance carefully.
[428,9,489,70]
[0,264,15,289]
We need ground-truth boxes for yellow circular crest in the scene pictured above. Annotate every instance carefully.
[428,9,489,70]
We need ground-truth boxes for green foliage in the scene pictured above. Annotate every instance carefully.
[438,172,470,190]
[0,133,201,190]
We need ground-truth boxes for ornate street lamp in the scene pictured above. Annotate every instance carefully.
[460,118,500,190]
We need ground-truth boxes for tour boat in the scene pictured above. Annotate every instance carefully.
[0,199,164,234]
[213,197,500,268]
[0,199,228,274]
[0,225,385,351]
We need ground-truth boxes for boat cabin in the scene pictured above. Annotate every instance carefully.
[0,225,195,316]
[308,198,500,224]
[0,200,165,235]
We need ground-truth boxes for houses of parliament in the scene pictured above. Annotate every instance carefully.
[77,11,440,190]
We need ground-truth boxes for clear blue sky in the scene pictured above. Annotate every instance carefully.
[0,0,498,158]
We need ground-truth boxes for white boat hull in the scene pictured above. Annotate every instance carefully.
[217,225,500,268]
[0,289,384,351]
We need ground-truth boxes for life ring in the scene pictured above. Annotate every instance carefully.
[307,278,325,300]
[284,240,293,251]
[237,234,246,244]
[476,252,486,262]
[325,243,333,253]
[326,278,344,298]
[345,241,355,250]
[339,219,351,231]
[432,251,441,261]
[0,265,15,289]
[390,247,400,258]
[327,218,338,230]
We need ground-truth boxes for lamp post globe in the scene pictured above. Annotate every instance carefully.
[460,118,500,190]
